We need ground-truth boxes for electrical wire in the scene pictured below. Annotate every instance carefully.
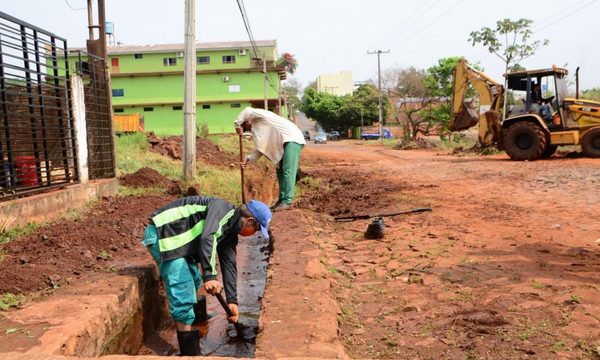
[535,0,599,32]
[235,0,280,94]
[374,0,434,48]
[63,0,86,11]
[390,0,466,49]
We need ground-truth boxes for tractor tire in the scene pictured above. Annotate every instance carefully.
[581,127,600,158]
[503,122,548,161]
[542,145,558,158]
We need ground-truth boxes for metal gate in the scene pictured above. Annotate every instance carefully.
[72,50,115,180]
[0,11,78,200]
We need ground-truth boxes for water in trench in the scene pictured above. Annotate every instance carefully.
[138,232,270,357]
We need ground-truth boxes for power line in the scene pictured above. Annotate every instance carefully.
[535,0,599,32]
[374,0,435,48]
[234,0,280,97]
[390,0,466,49]
[63,0,86,11]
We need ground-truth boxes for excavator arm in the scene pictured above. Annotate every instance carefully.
[450,59,505,146]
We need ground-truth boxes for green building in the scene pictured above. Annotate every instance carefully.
[82,40,287,135]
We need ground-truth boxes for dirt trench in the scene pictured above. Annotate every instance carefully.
[0,137,280,357]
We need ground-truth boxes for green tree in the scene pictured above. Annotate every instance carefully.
[282,78,302,119]
[582,87,600,101]
[300,84,385,133]
[418,57,465,137]
[469,18,549,118]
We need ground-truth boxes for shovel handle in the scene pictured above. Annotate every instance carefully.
[216,292,234,318]
[239,134,247,204]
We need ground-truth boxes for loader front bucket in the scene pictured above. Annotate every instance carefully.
[449,103,478,131]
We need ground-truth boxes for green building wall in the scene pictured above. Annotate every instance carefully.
[65,42,288,135]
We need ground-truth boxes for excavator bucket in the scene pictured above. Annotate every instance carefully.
[449,103,478,131]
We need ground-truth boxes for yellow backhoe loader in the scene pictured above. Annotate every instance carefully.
[450,59,600,160]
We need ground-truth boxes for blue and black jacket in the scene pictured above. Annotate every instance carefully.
[150,196,241,303]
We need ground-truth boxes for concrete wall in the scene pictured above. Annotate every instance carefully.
[0,178,118,230]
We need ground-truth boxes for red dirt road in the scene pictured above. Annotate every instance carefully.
[297,142,600,359]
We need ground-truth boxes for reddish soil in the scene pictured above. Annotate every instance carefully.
[1,140,599,359]
[0,195,173,295]
[297,142,600,359]
[119,167,181,195]
[148,132,238,167]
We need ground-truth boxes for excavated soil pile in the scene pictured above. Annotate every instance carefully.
[147,132,238,167]
[0,195,173,295]
[119,167,181,195]
[296,168,407,217]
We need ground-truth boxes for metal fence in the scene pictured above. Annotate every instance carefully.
[0,11,78,200]
[72,51,115,180]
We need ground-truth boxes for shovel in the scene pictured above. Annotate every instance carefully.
[238,134,247,204]
[215,292,246,339]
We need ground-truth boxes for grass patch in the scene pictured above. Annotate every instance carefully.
[115,133,244,203]
[0,293,26,310]
[115,132,181,179]
[531,280,546,290]
[0,223,38,247]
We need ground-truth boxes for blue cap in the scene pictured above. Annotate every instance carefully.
[246,200,272,238]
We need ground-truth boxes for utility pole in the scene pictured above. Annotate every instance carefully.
[183,0,196,179]
[367,50,389,142]
[263,54,268,110]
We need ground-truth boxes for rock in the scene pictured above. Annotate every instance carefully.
[83,250,93,259]
[18,256,28,264]
[41,234,48,241]
[595,238,600,245]
[351,328,365,335]
[166,182,182,195]
[186,185,201,196]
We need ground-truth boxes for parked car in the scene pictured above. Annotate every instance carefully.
[302,130,311,140]
[327,131,340,140]
[314,133,327,144]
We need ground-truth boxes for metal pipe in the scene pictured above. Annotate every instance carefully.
[575,67,580,100]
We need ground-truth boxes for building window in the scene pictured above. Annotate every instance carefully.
[111,58,119,67]
[112,89,124,97]
[202,104,211,109]
[230,103,241,108]
[114,108,124,113]
[222,55,236,64]
[163,57,177,66]
[172,105,182,111]
[228,84,241,93]
[197,56,210,65]
[134,53,143,59]
[144,107,154,112]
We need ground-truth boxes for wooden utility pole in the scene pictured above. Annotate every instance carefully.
[183,0,196,179]
[263,54,268,110]
[368,50,389,142]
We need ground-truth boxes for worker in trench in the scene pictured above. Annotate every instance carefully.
[141,196,272,356]
[235,107,305,212]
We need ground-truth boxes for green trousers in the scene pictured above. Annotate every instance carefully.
[276,141,303,204]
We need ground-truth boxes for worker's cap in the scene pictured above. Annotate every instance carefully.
[246,200,272,238]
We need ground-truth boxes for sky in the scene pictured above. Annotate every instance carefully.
[3,0,600,90]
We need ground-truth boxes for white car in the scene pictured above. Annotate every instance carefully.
[314,133,327,144]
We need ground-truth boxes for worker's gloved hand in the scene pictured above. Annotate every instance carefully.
[241,157,250,169]
[227,303,239,323]
[235,126,243,136]
[203,280,223,295]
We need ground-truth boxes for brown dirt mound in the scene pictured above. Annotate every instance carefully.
[120,167,172,188]
[119,167,181,195]
[147,132,238,167]
[296,168,408,217]
[0,195,173,295]
[394,138,436,150]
